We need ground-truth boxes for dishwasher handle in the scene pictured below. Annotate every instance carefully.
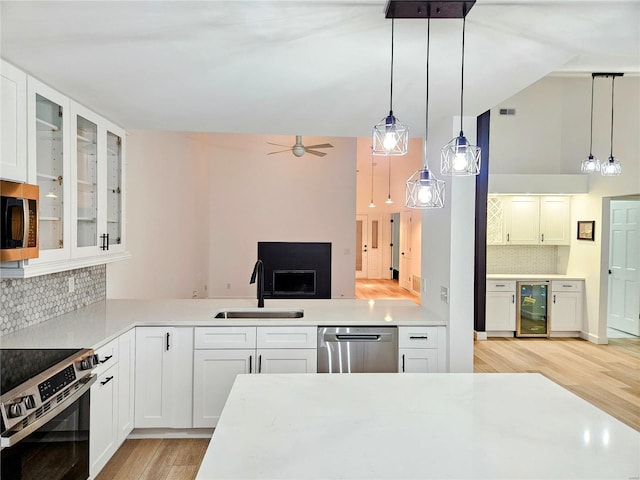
[333,334,381,342]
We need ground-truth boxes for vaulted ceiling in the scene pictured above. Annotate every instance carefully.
[2,1,638,139]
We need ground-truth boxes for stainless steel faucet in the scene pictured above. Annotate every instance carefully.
[249,259,265,308]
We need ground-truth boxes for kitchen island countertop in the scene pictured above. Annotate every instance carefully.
[0,298,444,349]
[196,373,640,480]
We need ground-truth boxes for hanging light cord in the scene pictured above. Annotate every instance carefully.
[371,154,375,203]
[389,18,395,114]
[589,75,595,155]
[423,17,431,167]
[609,75,616,159]
[387,156,392,195]
[459,14,466,133]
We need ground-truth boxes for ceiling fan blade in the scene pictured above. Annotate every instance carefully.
[266,142,292,148]
[305,149,327,157]
[267,149,293,155]
[305,143,333,149]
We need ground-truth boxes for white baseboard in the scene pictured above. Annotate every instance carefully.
[549,331,580,338]
[474,331,487,341]
[486,331,515,338]
[128,428,214,439]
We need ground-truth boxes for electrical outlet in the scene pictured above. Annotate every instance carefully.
[68,277,75,293]
[226,283,231,290]
[440,286,449,304]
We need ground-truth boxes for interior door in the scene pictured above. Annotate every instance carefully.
[399,211,412,290]
[355,214,368,279]
[367,213,382,279]
[608,200,640,336]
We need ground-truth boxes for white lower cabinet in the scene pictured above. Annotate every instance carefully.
[117,329,135,443]
[89,339,120,479]
[134,327,194,429]
[485,281,517,334]
[193,326,317,427]
[397,326,446,373]
[550,281,584,333]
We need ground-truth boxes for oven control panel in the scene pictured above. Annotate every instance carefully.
[38,365,77,402]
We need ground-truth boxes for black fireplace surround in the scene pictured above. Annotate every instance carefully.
[257,242,331,299]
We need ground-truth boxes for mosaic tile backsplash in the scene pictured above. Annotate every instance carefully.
[487,245,559,275]
[0,265,106,336]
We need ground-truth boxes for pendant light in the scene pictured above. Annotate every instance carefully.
[406,17,444,210]
[369,150,376,208]
[440,13,480,176]
[580,74,599,173]
[600,73,623,176]
[385,156,394,204]
[373,18,409,156]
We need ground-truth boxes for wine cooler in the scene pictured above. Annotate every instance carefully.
[516,281,550,337]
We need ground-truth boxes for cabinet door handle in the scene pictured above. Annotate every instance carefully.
[258,355,262,373]
[512,294,515,303]
[106,233,110,251]
[541,233,544,242]
[409,336,428,340]
[100,376,114,386]
[249,355,252,374]
[166,332,170,351]
[506,233,510,243]
[562,284,573,288]
[402,354,405,373]
[553,294,556,304]
[495,284,506,287]
[99,355,113,364]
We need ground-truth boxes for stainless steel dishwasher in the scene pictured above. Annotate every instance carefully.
[317,327,398,373]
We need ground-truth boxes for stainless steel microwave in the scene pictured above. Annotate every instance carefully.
[1,180,39,262]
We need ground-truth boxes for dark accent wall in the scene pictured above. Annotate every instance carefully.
[474,110,490,332]
[257,242,331,299]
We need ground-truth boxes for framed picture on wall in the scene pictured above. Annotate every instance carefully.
[577,221,595,241]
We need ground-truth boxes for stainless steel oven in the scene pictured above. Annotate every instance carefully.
[1,349,97,480]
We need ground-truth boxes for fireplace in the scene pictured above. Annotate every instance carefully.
[257,242,331,299]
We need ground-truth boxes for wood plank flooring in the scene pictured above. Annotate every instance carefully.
[355,278,419,304]
[475,337,640,431]
[96,438,209,480]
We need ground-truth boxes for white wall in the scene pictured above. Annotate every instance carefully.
[206,133,357,299]
[490,75,640,342]
[107,130,210,298]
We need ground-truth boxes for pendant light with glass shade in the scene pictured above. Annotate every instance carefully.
[406,17,445,210]
[600,72,623,176]
[580,74,600,173]
[373,18,409,156]
[440,12,480,176]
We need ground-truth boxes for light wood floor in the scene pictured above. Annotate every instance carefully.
[96,438,209,480]
[475,337,640,431]
[355,278,419,304]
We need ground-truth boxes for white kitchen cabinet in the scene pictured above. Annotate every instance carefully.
[0,60,27,182]
[89,338,119,479]
[488,195,571,246]
[550,281,584,333]
[117,328,135,443]
[193,326,317,427]
[397,326,446,373]
[485,280,517,334]
[135,327,194,429]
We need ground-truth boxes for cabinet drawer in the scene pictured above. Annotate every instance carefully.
[398,327,438,349]
[94,338,119,375]
[257,326,317,349]
[486,280,516,292]
[551,280,583,292]
[195,327,256,349]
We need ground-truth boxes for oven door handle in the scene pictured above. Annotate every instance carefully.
[0,375,96,449]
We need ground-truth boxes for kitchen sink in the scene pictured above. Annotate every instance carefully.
[214,309,304,319]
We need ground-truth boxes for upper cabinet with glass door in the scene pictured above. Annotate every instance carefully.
[71,103,126,258]
[26,77,72,264]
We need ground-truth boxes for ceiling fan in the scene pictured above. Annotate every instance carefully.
[267,135,333,158]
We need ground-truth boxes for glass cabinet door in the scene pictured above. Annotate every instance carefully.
[76,115,98,249]
[106,130,122,247]
[35,94,65,251]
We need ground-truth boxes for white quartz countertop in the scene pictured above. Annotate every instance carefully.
[196,373,640,480]
[0,298,443,350]
[487,274,585,280]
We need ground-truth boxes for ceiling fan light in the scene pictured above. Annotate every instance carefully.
[580,154,600,174]
[441,132,480,176]
[406,168,444,209]
[600,156,621,176]
[373,113,409,156]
